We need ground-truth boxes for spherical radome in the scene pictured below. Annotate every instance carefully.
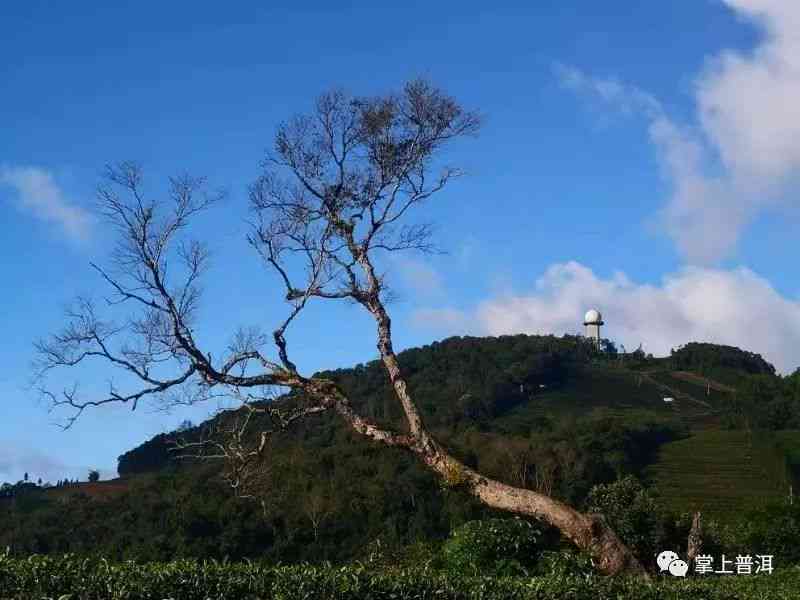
[584,309,602,324]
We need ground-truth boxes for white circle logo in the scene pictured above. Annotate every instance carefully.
[668,559,689,577]
[657,550,680,572]
[657,550,689,577]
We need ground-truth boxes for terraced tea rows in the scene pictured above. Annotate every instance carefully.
[646,430,797,521]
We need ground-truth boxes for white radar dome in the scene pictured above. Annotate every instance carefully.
[584,309,603,324]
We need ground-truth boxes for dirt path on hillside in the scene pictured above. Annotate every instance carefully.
[638,370,714,410]
[670,371,738,394]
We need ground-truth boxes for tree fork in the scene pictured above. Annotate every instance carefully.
[37,82,649,578]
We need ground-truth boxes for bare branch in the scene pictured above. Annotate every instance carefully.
[34,82,644,575]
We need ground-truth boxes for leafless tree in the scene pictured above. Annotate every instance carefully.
[302,480,337,542]
[33,80,644,575]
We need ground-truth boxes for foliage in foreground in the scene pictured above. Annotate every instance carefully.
[441,518,544,576]
[1,554,799,600]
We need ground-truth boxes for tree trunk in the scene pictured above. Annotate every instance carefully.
[351,251,646,576]
[327,375,645,575]
[686,511,703,567]
[422,446,646,576]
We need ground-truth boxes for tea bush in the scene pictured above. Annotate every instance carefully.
[1,553,800,600]
[585,476,662,562]
[441,518,542,576]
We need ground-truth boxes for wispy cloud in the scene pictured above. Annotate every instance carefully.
[555,0,800,264]
[0,165,93,242]
[392,255,446,301]
[412,307,469,332]
[0,441,114,484]
[554,63,662,119]
[412,261,800,374]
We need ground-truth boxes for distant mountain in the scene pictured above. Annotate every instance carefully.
[668,341,777,384]
[3,334,798,561]
[118,335,785,477]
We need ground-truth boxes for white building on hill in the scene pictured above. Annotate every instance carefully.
[583,309,604,348]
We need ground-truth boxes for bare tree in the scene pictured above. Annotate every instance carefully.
[33,80,644,575]
[302,481,337,542]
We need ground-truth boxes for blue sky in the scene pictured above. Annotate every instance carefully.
[2,1,800,483]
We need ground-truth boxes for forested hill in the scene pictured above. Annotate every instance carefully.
[4,334,799,562]
[118,335,793,477]
[119,333,587,476]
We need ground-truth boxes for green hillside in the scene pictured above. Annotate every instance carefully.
[640,361,800,521]
[646,430,799,521]
[3,334,800,563]
[491,364,672,432]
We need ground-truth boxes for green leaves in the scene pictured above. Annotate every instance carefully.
[586,476,663,563]
[441,518,541,577]
[1,555,799,599]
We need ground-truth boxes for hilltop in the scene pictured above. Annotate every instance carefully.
[2,334,799,561]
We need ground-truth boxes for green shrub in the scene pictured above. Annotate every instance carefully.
[1,552,799,599]
[663,511,727,560]
[659,504,800,568]
[535,550,595,578]
[586,476,663,564]
[441,518,541,577]
[725,503,800,565]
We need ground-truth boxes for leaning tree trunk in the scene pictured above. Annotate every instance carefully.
[421,438,645,576]
[355,295,647,576]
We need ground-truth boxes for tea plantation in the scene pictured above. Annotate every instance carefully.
[1,554,799,600]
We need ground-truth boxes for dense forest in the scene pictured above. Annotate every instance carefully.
[3,334,800,568]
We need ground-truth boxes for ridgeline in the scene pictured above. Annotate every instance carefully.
[2,335,799,563]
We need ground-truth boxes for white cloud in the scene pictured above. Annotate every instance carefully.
[413,261,800,374]
[647,118,751,265]
[699,0,800,182]
[554,63,662,119]
[412,307,469,331]
[0,441,114,484]
[392,255,446,300]
[556,0,800,264]
[0,165,92,242]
